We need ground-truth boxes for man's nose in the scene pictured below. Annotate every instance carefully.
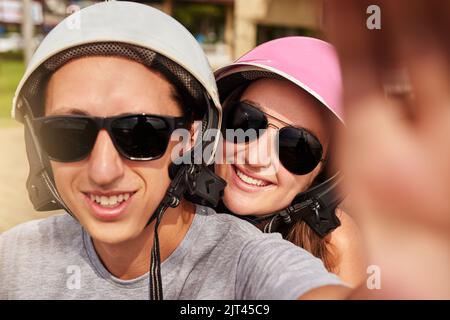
[87,130,124,187]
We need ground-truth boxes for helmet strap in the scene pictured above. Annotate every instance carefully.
[21,98,75,215]
[145,162,226,300]
[245,173,343,238]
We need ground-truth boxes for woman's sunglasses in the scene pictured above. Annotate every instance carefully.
[33,114,188,162]
[222,101,324,175]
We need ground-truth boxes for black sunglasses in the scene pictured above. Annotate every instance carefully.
[33,114,188,162]
[222,101,324,175]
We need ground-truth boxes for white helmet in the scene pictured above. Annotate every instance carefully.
[13,0,223,210]
[12,1,225,299]
[13,1,220,119]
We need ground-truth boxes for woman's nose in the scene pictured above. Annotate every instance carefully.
[244,127,279,170]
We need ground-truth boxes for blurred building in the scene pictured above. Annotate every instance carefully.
[1,0,323,68]
[233,0,323,58]
[0,0,43,53]
[163,0,323,67]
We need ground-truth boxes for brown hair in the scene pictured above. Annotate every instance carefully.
[285,219,338,273]
[283,154,339,273]
[271,122,340,273]
[256,206,338,273]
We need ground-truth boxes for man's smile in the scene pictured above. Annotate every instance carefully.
[82,191,137,220]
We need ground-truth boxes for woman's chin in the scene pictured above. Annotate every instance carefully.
[223,193,268,216]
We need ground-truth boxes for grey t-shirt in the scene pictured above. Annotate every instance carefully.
[0,205,342,300]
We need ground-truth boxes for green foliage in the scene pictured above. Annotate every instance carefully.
[0,59,24,119]
[173,4,225,43]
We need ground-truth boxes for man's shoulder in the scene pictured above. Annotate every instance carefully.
[196,205,284,246]
[0,214,84,299]
[0,213,81,249]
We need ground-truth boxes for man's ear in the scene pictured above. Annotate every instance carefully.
[190,120,202,148]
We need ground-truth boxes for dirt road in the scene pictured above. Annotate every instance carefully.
[0,124,54,232]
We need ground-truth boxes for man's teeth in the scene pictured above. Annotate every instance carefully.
[89,193,130,207]
[236,169,268,187]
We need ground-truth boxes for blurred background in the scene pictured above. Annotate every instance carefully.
[0,0,325,232]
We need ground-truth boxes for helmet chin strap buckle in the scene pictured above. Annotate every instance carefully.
[279,207,293,224]
[146,163,226,227]
[168,162,226,209]
[185,164,226,208]
[167,195,181,208]
[258,174,343,238]
[274,197,340,238]
[310,200,321,227]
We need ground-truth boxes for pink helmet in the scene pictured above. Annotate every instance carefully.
[215,36,344,124]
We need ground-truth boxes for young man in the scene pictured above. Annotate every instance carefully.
[0,1,347,299]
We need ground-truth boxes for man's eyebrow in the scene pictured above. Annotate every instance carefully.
[47,107,90,116]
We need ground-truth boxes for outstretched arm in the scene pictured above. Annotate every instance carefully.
[298,0,450,299]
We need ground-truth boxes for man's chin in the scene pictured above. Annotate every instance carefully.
[84,219,146,245]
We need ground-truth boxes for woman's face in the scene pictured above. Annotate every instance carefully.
[216,78,330,216]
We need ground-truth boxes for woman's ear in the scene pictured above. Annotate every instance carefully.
[305,160,327,189]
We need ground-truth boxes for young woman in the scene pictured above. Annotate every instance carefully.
[215,37,366,287]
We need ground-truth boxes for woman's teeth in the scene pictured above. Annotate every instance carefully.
[236,168,269,187]
[89,193,130,207]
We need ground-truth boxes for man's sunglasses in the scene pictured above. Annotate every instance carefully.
[33,114,188,162]
[222,101,324,175]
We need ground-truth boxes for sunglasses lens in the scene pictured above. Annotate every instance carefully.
[111,116,171,159]
[38,117,97,162]
[278,127,323,175]
[223,102,267,143]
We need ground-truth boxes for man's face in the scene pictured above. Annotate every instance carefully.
[45,56,183,244]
